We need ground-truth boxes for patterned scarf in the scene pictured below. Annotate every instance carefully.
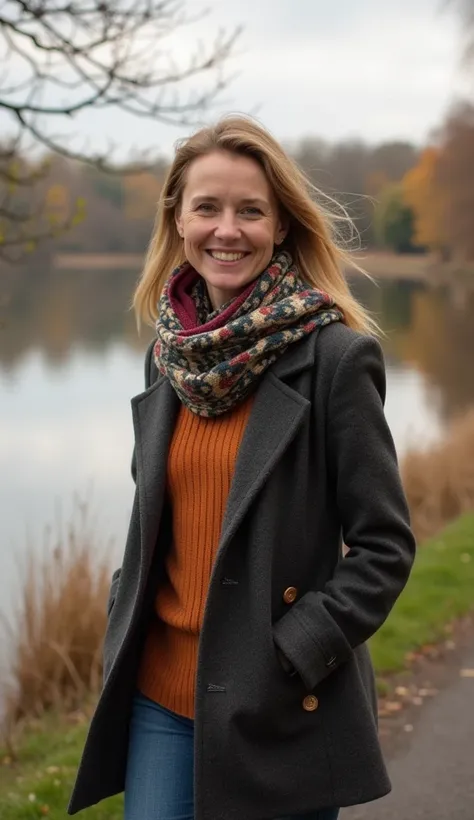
[154,250,343,417]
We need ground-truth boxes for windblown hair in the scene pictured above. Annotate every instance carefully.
[133,115,378,334]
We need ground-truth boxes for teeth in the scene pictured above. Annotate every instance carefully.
[210,251,246,262]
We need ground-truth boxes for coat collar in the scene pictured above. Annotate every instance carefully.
[131,330,318,569]
[270,326,319,380]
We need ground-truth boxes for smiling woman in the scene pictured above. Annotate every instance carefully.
[69,115,416,820]
[175,151,288,309]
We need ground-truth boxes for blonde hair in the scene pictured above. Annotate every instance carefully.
[133,115,379,335]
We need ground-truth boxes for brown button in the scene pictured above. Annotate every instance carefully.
[283,586,298,604]
[302,695,319,712]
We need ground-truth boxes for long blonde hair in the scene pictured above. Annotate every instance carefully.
[133,115,378,335]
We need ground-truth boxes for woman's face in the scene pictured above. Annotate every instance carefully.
[175,150,287,310]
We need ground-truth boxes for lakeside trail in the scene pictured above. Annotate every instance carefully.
[342,619,474,820]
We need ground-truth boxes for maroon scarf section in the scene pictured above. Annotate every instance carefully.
[168,264,256,337]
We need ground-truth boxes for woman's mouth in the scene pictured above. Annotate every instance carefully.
[206,250,250,263]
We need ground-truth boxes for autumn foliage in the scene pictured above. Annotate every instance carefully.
[398,103,474,262]
[402,148,447,252]
[435,103,474,260]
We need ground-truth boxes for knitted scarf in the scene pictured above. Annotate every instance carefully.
[154,250,343,417]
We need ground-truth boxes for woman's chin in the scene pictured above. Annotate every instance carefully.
[202,266,255,290]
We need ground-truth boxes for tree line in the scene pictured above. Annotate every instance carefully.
[5,99,474,265]
[1,0,474,266]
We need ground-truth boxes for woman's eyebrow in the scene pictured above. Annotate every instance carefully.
[189,194,269,207]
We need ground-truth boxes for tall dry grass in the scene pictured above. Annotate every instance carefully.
[1,499,111,738]
[401,408,474,544]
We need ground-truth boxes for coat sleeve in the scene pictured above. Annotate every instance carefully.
[273,334,416,691]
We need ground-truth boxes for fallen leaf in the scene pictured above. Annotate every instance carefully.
[419,687,437,697]
[385,701,403,713]
[460,668,474,678]
[404,724,414,733]
[395,686,408,697]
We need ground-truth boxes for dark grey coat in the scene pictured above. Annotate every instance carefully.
[68,322,416,819]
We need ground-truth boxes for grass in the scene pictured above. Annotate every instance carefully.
[0,709,122,819]
[369,512,474,672]
[0,512,473,818]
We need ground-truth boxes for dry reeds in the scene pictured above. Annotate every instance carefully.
[1,498,111,736]
[402,408,474,544]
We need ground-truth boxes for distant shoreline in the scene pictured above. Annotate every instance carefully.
[52,251,474,283]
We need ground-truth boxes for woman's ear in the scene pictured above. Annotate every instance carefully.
[275,209,289,245]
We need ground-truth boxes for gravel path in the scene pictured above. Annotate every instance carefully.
[341,640,474,820]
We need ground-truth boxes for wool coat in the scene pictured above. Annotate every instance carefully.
[68,321,416,819]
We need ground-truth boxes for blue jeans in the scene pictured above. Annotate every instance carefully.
[125,692,340,820]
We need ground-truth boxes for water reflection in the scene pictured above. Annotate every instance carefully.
[350,277,474,422]
[0,265,153,375]
[3,267,474,424]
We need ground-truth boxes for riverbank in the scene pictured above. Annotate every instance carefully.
[51,250,474,283]
[54,250,420,277]
[1,512,473,819]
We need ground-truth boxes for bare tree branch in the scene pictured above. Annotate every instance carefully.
[0,0,240,258]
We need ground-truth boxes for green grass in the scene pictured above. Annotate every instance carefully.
[0,710,122,819]
[1,512,474,819]
[369,512,474,672]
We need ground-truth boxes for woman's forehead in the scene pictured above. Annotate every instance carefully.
[183,151,274,200]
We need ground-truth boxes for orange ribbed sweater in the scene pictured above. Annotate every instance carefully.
[137,393,254,719]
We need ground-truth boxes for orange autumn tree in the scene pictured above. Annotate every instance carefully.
[435,103,474,261]
[402,147,448,256]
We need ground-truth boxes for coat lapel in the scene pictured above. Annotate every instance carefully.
[218,333,318,553]
[131,376,180,574]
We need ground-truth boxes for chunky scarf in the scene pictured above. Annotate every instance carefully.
[154,251,343,417]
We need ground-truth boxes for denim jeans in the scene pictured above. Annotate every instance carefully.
[125,692,340,820]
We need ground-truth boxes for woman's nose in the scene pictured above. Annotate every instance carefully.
[214,211,241,240]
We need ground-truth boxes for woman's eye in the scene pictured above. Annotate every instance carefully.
[242,207,262,216]
[196,202,216,213]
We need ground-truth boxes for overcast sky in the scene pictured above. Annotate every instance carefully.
[7,0,470,161]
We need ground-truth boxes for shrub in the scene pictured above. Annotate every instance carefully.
[402,408,474,543]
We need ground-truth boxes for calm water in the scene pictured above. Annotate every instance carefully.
[1,266,474,621]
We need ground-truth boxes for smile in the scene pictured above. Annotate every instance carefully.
[207,250,249,262]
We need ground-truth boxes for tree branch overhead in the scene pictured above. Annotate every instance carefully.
[0,0,239,259]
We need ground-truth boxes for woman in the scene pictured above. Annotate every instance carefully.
[69,116,416,820]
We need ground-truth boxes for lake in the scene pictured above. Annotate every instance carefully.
[1,266,474,622]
